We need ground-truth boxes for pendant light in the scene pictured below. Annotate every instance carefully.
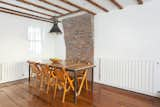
[49,17,62,34]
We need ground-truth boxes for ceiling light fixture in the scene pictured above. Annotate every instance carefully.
[49,17,62,34]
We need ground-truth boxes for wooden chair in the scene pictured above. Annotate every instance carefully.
[77,70,89,95]
[27,61,42,89]
[46,66,56,94]
[77,62,91,96]
[39,64,56,93]
[65,59,89,95]
[53,67,74,103]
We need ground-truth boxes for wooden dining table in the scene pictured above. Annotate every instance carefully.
[28,60,96,104]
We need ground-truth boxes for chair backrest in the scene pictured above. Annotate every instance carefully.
[39,64,51,78]
[54,67,74,90]
[28,61,41,74]
[50,58,62,64]
[54,67,67,82]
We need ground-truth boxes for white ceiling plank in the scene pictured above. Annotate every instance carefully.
[30,0,68,14]
[0,3,51,19]
[0,0,152,20]
[3,0,58,16]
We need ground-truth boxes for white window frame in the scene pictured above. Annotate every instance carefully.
[28,26,43,58]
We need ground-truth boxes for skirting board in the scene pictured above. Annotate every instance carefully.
[95,81,160,98]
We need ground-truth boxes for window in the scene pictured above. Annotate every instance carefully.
[28,26,43,58]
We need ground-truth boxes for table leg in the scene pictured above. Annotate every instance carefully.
[74,72,78,104]
[28,64,31,82]
[91,68,94,94]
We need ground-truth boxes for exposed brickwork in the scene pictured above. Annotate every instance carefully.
[63,14,94,63]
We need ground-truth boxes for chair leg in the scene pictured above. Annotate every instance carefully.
[62,88,66,103]
[40,77,44,91]
[54,82,58,98]
[62,79,68,103]
[34,77,39,89]
[34,78,37,89]
[77,72,87,96]
[46,80,50,94]
[85,79,89,91]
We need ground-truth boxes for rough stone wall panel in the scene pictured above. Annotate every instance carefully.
[63,14,94,63]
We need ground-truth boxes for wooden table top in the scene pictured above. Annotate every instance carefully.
[53,63,96,72]
[36,60,96,72]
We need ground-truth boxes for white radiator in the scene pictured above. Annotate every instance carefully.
[0,62,28,83]
[94,57,160,97]
[0,64,2,82]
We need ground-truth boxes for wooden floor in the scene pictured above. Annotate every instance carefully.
[0,80,160,107]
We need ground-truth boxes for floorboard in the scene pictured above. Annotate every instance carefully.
[0,80,159,107]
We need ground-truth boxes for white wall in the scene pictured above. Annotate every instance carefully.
[94,0,160,96]
[0,12,56,81]
[95,0,160,58]
[0,13,55,63]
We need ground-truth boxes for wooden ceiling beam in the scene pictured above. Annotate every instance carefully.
[0,7,53,22]
[59,0,96,15]
[110,0,123,9]
[85,0,109,12]
[0,7,53,23]
[39,0,73,12]
[137,0,143,5]
[57,10,81,18]
[0,1,53,18]
[16,0,63,15]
